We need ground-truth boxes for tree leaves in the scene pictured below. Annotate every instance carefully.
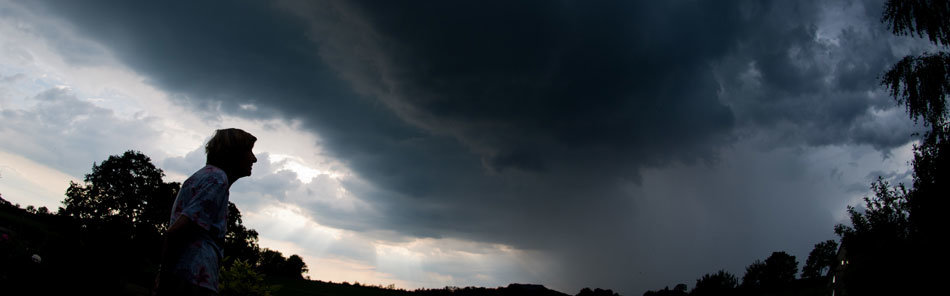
[883,0,950,47]
[61,150,179,236]
[801,240,838,279]
[882,52,950,128]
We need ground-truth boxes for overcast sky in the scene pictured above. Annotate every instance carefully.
[0,0,931,294]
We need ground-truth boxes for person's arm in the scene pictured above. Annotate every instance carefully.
[160,215,207,270]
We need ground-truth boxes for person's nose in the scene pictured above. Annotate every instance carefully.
[252,153,258,163]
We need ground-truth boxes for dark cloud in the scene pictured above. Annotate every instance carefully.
[321,0,740,172]
[713,0,927,150]
[18,0,926,293]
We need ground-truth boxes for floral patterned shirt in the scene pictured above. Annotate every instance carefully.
[168,165,229,292]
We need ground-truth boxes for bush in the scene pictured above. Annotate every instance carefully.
[219,259,278,296]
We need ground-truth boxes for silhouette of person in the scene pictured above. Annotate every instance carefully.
[154,128,257,296]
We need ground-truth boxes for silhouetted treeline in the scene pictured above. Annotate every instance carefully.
[642,284,687,296]
[416,283,620,296]
[254,279,618,296]
[576,287,621,296]
[415,284,569,296]
[0,151,307,295]
[640,247,835,296]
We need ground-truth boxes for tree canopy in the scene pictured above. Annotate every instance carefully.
[61,150,179,236]
[741,252,797,292]
[883,0,950,47]
[258,249,310,279]
[801,240,838,280]
[691,270,737,296]
[223,201,262,267]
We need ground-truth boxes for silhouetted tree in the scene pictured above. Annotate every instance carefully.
[258,248,287,276]
[673,284,686,293]
[827,1,950,294]
[801,240,838,280]
[57,151,181,290]
[691,270,737,296]
[763,252,797,289]
[577,287,619,296]
[834,179,913,295]
[61,150,179,237]
[883,0,950,48]
[642,284,687,296]
[285,254,309,279]
[740,260,766,290]
[223,202,261,266]
[741,252,797,292]
[881,0,950,248]
[257,248,308,278]
[881,46,949,260]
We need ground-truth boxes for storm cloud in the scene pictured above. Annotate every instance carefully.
[10,0,926,293]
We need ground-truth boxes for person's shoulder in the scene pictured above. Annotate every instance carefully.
[186,165,228,187]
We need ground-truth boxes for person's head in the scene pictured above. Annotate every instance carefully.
[205,128,258,181]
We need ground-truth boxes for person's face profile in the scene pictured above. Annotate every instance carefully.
[239,145,257,178]
[228,144,257,179]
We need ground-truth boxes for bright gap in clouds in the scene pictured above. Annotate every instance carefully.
[243,201,538,289]
[269,153,346,183]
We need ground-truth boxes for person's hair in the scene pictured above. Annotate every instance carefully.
[205,128,257,166]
